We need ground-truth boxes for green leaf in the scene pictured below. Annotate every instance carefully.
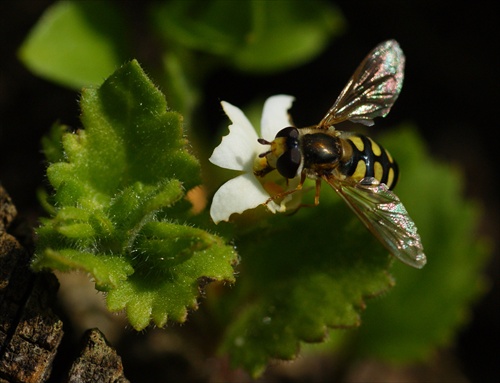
[36,248,134,288]
[212,126,489,377]
[232,0,345,72]
[348,126,490,362]
[107,221,237,329]
[215,186,394,377]
[34,60,237,330]
[41,123,68,164]
[160,51,201,121]
[18,1,127,89]
[151,0,345,73]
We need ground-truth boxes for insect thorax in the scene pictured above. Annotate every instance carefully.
[338,133,399,189]
[301,132,343,175]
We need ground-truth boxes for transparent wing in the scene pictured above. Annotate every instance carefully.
[318,40,405,128]
[324,175,426,268]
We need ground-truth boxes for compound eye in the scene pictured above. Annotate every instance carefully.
[275,126,299,139]
[276,147,301,179]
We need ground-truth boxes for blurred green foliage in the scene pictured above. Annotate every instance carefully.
[151,0,343,72]
[18,0,344,117]
[19,1,128,89]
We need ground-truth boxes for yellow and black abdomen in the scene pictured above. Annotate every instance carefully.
[339,133,399,189]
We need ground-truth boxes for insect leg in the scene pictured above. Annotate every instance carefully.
[286,177,322,215]
[264,172,306,206]
[314,178,322,205]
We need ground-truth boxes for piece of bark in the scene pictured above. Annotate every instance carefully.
[0,186,63,383]
[65,328,129,383]
[0,188,16,232]
[1,187,129,383]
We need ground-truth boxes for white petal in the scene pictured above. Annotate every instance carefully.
[209,101,259,172]
[210,173,280,223]
[260,95,295,140]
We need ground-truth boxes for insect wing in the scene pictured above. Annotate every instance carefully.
[324,176,426,268]
[318,40,405,128]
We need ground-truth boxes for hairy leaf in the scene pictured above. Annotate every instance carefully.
[34,60,237,329]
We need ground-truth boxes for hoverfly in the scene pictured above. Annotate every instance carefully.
[256,40,426,269]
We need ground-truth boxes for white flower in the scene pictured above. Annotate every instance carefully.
[209,95,295,223]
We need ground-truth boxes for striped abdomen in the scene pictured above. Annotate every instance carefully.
[339,133,399,189]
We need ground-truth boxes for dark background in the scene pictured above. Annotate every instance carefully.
[1,1,498,382]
